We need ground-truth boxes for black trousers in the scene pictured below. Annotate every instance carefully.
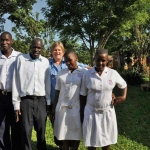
[0,91,22,150]
[20,96,47,150]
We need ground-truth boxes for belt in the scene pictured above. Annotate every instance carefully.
[0,90,12,95]
[87,103,113,113]
[21,95,45,100]
[61,101,79,109]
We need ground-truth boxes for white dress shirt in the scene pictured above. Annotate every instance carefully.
[12,53,51,110]
[0,49,21,92]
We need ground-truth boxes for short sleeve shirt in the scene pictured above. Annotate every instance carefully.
[55,67,87,106]
[80,67,127,109]
[49,58,88,103]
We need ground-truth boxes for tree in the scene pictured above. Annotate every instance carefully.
[11,12,46,39]
[0,0,36,32]
[106,12,150,69]
[13,39,30,54]
[43,0,150,65]
[11,11,54,56]
[59,36,90,64]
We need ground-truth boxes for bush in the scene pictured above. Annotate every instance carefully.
[119,69,144,85]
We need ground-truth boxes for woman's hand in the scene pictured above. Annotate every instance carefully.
[111,93,116,105]
[112,87,127,105]
[50,109,55,126]
[111,96,126,105]
[47,105,52,122]
[80,112,84,123]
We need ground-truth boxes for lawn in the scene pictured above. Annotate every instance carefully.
[31,85,150,150]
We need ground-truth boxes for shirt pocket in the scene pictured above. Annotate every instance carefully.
[87,78,102,91]
[68,106,81,132]
[64,83,71,97]
[55,102,61,113]
[23,63,34,82]
[0,65,3,72]
[103,79,115,90]
[40,69,45,82]
[72,74,82,85]
[9,62,15,76]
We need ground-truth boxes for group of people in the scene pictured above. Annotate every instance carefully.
[0,31,127,150]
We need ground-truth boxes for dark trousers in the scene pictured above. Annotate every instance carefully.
[20,96,47,150]
[0,92,22,150]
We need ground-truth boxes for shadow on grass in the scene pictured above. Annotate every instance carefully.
[114,85,150,149]
[31,141,59,150]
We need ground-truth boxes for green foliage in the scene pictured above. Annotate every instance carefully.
[77,49,90,65]
[13,39,30,54]
[58,36,90,64]
[10,9,54,56]
[43,0,150,65]
[120,69,144,85]
[120,0,150,37]
[10,11,46,39]
[0,0,37,32]
[13,38,49,57]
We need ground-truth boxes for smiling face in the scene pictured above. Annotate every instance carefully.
[30,39,42,59]
[95,53,108,72]
[52,45,64,61]
[64,52,78,71]
[0,33,13,52]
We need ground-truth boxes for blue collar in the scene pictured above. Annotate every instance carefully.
[49,57,65,63]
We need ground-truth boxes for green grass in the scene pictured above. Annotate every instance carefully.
[31,85,150,150]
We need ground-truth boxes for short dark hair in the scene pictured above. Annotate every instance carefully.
[95,48,108,55]
[31,38,43,45]
[0,31,12,39]
[64,49,77,58]
[94,48,108,59]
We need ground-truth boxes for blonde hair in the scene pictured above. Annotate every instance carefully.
[50,41,65,57]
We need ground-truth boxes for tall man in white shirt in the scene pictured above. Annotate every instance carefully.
[12,38,51,150]
[0,31,22,150]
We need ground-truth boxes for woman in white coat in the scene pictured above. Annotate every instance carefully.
[80,48,127,150]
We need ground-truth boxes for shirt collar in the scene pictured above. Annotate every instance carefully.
[0,48,18,58]
[90,66,109,74]
[25,53,42,61]
[49,57,65,64]
[67,66,82,73]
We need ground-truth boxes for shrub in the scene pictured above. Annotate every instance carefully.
[119,69,144,85]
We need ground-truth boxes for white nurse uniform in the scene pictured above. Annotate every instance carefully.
[80,67,127,147]
[54,67,86,140]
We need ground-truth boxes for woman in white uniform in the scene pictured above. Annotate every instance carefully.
[80,48,127,150]
[52,50,86,150]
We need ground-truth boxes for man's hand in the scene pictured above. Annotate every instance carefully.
[15,110,21,122]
